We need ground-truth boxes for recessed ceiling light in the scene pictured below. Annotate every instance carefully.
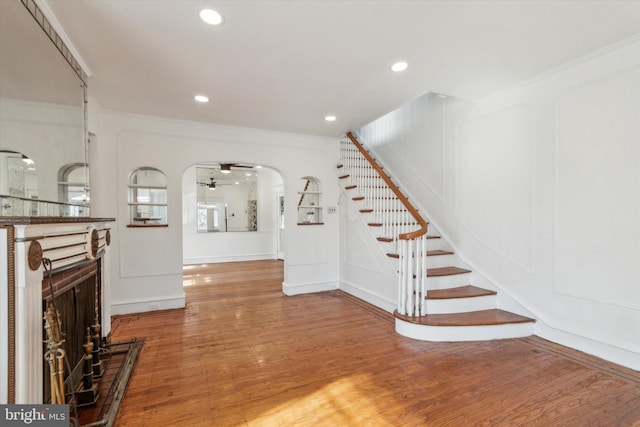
[194,94,209,103]
[325,115,337,122]
[391,62,408,72]
[200,9,223,26]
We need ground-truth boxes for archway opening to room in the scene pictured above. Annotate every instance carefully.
[180,162,285,288]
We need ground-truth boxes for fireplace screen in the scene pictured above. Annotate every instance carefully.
[42,260,100,404]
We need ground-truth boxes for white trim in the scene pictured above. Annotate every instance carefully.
[481,33,640,104]
[0,228,8,404]
[183,253,275,265]
[282,280,338,296]
[338,280,395,313]
[535,322,640,372]
[110,295,185,315]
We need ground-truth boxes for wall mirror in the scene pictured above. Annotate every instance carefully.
[196,165,258,232]
[0,0,89,216]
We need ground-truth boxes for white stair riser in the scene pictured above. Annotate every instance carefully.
[378,239,444,252]
[426,295,496,314]
[426,239,444,251]
[426,254,456,269]
[427,273,471,290]
[395,319,534,342]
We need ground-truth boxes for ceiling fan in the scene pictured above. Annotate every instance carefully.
[198,177,231,189]
[219,163,254,174]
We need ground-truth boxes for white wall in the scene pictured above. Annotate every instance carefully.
[356,37,640,370]
[89,109,340,315]
[338,193,399,312]
[182,166,283,264]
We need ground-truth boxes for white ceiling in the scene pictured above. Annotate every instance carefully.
[44,0,640,137]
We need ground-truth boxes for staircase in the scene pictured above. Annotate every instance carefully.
[339,132,534,341]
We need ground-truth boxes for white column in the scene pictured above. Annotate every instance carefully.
[0,227,8,404]
[14,224,44,403]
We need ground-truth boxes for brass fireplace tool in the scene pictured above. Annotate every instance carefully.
[91,320,104,378]
[76,327,100,406]
[43,304,66,404]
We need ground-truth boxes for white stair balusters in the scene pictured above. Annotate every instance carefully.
[340,133,429,317]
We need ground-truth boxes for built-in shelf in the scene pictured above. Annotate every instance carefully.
[297,177,323,225]
[128,167,168,226]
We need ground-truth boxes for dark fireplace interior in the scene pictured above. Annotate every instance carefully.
[42,259,102,404]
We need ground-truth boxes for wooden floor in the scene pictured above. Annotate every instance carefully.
[112,260,640,426]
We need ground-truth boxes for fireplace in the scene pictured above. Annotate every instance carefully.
[1,218,114,404]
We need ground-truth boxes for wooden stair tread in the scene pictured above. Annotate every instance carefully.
[387,250,454,259]
[427,266,471,277]
[395,309,535,327]
[427,285,496,300]
[338,174,350,179]
[427,250,454,256]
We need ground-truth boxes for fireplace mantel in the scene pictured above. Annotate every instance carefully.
[0,217,116,225]
[1,217,114,404]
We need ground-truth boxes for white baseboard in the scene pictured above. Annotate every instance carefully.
[338,280,396,313]
[183,253,275,265]
[535,322,640,372]
[111,295,185,315]
[282,281,338,296]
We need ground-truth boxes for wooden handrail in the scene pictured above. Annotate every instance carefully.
[297,179,311,207]
[346,132,428,240]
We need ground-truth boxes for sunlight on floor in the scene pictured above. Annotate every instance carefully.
[247,374,397,426]
[182,276,214,287]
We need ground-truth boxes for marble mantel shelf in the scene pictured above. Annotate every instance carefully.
[0,217,115,224]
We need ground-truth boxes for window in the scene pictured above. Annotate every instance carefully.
[58,163,89,216]
[128,167,167,226]
[297,176,323,225]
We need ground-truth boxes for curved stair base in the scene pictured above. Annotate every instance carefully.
[395,310,535,342]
